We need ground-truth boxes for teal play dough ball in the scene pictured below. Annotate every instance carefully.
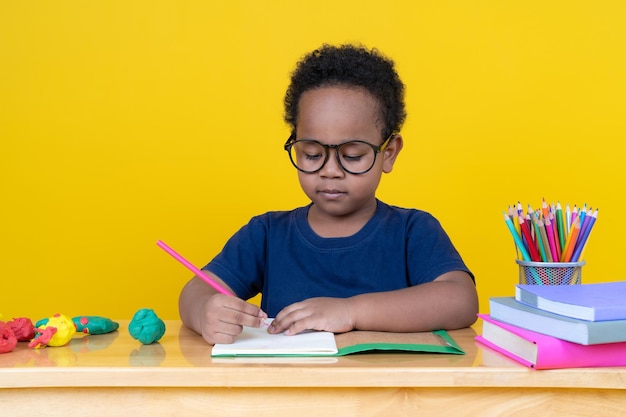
[128,308,166,344]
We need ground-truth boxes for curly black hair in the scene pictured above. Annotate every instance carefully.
[284,44,406,140]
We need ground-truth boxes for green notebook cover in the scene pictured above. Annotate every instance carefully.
[334,329,463,355]
[211,326,464,357]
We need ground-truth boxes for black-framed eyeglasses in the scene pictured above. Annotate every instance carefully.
[284,133,395,175]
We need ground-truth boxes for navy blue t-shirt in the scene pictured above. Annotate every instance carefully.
[204,200,473,317]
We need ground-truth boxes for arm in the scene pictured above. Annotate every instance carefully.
[349,270,478,331]
[268,270,478,335]
[178,272,267,344]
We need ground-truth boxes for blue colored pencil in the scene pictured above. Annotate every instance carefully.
[503,212,531,261]
[571,209,598,262]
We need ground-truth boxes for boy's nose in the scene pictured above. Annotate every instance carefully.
[319,153,344,178]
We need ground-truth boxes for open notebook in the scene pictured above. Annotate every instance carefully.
[211,323,464,357]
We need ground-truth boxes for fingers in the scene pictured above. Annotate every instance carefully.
[268,298,354,336]
[201,295,267,344]
[268,302,317,335]
[221,296,267,326]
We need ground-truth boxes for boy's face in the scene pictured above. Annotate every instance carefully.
[294,86,403,221]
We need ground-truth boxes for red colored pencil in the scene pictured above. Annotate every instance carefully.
[518,215,541,262]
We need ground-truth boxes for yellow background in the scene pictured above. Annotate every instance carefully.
[2,1,625,321]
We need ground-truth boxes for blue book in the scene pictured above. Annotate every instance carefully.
[489,297,626,345]
[515,281,626,321]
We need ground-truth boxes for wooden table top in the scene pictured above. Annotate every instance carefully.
[2,320,625,390]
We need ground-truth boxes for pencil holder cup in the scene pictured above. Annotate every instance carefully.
[516,260,585,285]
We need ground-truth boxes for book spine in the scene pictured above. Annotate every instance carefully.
[478,315,626,369]
[475,336,534,368]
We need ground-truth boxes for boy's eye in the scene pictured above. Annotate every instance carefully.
[304,152,323,161]
[341,154,364,162]
[339,142,370,163]
[293,141,326,165]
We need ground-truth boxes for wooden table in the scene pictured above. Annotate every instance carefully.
[1,320,625,417]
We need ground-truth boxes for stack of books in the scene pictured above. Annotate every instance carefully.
[476,281,626,369]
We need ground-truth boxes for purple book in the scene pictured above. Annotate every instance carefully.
[515,281,626,321]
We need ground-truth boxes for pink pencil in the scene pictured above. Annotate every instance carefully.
[157,240,234,296]
[544,216,559,263]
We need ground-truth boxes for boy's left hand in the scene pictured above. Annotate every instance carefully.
[267,297,355,335]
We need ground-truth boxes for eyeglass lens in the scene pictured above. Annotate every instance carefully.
[289,140,377,174]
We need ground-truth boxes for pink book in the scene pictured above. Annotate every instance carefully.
[475,314,626,369]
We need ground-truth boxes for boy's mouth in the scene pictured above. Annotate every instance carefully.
[318,189,346,199]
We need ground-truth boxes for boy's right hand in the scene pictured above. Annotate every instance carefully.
[199,294,267,345]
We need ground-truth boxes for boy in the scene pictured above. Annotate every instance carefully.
[179,44,478,345]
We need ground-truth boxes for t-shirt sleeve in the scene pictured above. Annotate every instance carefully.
[407,212,474,285]
[203,216,267,300]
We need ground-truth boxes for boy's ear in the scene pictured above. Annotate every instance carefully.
[382,134,403,174]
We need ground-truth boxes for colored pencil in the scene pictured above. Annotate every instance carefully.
[513,209,521,237]
[518,215,541,262]
[503,212,531,261]
[565,204,571,239]
[549,213,562,261]
[555,202,566,251]
[578,204,588,229]
[528,206,547,262]
[536,219,552,262]
[503,201,597,264]
[561,216,581,262]
[575,209,593,251]
[571,209,598,262]
[157,240,234,296]
[541,198,550,220]
[570,205,579,229]
[544,216,559,263]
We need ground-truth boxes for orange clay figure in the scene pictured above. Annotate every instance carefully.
[29,313,77,349]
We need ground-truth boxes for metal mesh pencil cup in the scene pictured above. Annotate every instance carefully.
[516,260,585,285]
